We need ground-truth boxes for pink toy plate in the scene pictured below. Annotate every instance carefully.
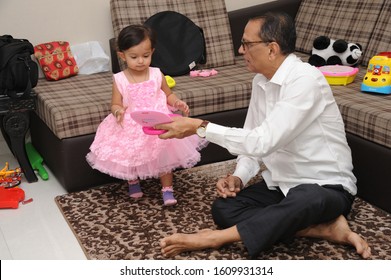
[318,65,359,76]
[318,65,359,85]
[130,111,179,135]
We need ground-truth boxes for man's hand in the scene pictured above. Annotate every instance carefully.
[157,117,203,139]
[216,174,243,198]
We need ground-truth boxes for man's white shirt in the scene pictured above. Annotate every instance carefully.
[206,54,357,196]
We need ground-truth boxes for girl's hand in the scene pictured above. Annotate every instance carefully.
[174,100,190,117]
[114,106,127,127]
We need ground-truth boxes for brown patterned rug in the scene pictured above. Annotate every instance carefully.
[56,160,391,260]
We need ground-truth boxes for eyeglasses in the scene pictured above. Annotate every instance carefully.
[240,39,266,50]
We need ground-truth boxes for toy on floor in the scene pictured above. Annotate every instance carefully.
[361,52,391,95]
[0,162,22,188]
[318,65,359,86]
[309,36,362,67]
[0,186,25,209]
[25,142,49,180]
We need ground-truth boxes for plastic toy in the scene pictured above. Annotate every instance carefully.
[0,162,22,188]
[309,36,362,67]
[25,142,49,180]
[0,186,25,209]
[318,65,359,85]
[361,52,391,94]
[190,69,218,77]
[130,110,180,135]
[165,75,176,88]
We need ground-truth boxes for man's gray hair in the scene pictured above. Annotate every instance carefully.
[250,12,296,55]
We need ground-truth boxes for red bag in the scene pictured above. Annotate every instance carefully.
[34,41,78,81]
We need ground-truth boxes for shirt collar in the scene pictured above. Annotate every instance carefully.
[269,53,298,85]
[256,53,299,89]
[257,53,298,87]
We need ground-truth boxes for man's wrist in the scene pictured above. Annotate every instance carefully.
[196,120,209,138]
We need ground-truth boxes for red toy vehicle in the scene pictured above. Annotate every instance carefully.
[0,162,22,188]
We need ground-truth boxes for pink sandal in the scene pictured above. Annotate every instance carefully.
[129,183,143,198]
[162,186,177,206]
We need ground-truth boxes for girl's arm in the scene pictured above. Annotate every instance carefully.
[161,73,190,116]
[111,81,126,124]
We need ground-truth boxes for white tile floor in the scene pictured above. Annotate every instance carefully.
[0,143,86,260]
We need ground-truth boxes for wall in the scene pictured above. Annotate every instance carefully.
[0,0,273,152]
[0,0,272,56]
[225,0,273,11]
[0,0,113,56]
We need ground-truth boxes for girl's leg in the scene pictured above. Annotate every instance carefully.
[128,179,143,198]
[160,172,173,187]
[160,172,177,206]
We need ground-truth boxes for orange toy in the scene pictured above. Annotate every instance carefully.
[0,162,22,188]
[0,187,25,209]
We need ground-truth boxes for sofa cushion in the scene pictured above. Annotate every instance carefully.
[110,0,235,70]
[34,57,254,139]
[34,72,113,139]
[171,58,253,116]
[362,1,391,65]
[296,52,391,149]
[333,71,391,149]
[294,0,384,64]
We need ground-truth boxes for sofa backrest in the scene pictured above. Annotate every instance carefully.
[363,1,391,65]
[294,0,385,66]
[110,0,235,71]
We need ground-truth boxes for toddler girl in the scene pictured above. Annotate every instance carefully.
[87,24,207,206]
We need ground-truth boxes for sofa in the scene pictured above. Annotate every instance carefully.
[30,0,391,213]
[30,0,253,193]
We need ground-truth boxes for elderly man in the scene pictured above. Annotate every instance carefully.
[156,12,371,259]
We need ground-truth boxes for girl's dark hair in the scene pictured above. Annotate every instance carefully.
[117,24,156,51]
[250,12,296,55]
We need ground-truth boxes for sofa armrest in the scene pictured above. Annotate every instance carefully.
[109,37,121,73]
[228,0,302,56]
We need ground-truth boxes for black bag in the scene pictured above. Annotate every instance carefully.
[144,11,206,76]
[0,35,39,98]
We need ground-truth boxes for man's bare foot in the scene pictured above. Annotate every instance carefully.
[297,215,371,259]
[160,229,217,257]
[160,227,241,257]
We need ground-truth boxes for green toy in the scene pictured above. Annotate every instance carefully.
[25,142,49,180]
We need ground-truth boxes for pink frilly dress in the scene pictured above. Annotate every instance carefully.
[86,67,208,181]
